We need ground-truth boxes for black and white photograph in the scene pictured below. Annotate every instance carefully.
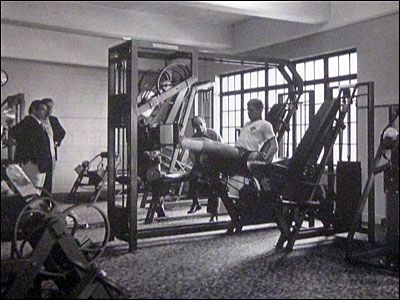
[1,1,399,298]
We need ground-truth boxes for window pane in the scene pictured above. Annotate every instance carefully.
[222,77,228,92]
[315,103,322,113]
[333,144,339,163]
[350,103,357,122]
[251,92,258,99]
[314,59,324,80]
[258,91,265,106]
[222,128,229,142]
[228,76,235,92]
[258,70,265,88]
[296,63,305,81]
[235,94,241,110]
[315,83,324,104]
[251,71,258,88]
[244,92,251,104]
[229,110,235,126]
[342,144,349,162]
[340,79,350,88]
[244,73,250,90]
[350,145,357,161]
[350,52,357,74]
[329,82,339,98]
[277,89,285,102]
[235,74,241,91]
[268,68,276,86]
[276,70,284,85]
[222,96,229,111]
[329,56,338,77]
[229,128,235,143]
[339,54,350,76]
[222,112,229,127]
[229,95,235,108]
[244,113,249,124]
[268,90,276,107]
[305,61,314,81]
[236,111,241,127]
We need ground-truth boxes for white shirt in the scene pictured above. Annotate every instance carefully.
[235,119,275,152]
[42,117,56,160]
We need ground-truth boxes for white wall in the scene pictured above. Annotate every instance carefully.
[244,13,399,222]
[1,1,232,52]
[233,2,399,53]
[1,58,108,193]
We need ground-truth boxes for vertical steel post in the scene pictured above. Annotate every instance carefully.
[128,41,139,251]
[367,82,375,243]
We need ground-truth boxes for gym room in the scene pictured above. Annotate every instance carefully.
[1,1,399,299]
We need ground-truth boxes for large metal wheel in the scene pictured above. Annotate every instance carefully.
[62,203,110,262]
[13,196,58,259]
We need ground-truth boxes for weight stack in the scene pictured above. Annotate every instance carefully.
[334,161,362,232]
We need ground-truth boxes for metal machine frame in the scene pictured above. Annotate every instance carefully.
[1,93,25,164]
[346,105,399,272]
[248,82,376,251]
[107,40,304,251]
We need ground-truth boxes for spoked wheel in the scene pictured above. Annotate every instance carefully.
[156,63,190,93]
[62,203,110,262]
[13,196,58,259]
[12,196,73,280]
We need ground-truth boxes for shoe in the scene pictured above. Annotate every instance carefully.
[209,214,218,222]
[188,204,201,214]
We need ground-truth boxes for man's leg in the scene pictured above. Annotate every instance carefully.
[188,172,202,214]
[21,161,46,189]
[43,168,53,194]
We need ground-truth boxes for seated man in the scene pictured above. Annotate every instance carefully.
[187,116,222,220]
[182,98,278,175]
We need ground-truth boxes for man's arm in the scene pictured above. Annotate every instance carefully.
[50,116,66,146]
[255,121,278,162]
[259,137,278,163]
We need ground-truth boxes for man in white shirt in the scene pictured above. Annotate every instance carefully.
[235,98,278,165]
[181,98,278,173]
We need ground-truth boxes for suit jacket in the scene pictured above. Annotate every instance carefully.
[49,115,66,146]
[9,115,53,173]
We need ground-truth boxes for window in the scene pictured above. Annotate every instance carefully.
[220,69,266,145]
[216,48,358,163]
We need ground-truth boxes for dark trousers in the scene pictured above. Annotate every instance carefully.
[43,166,53,194]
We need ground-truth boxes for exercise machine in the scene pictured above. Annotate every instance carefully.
[1,163,125,298]
[248,82,375,251]
[68,151,109,204]
[107,40,305,250]
[346,105,399,273]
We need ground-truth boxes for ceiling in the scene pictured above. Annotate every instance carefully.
[80,1,251,25]
[1,1,399,67]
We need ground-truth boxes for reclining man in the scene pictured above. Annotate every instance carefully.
[182,98,278,175]
[181,98,278,227]
[187,116,222,221]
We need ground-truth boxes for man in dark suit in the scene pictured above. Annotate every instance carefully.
[187,116,222,221]
[9,100,53,188]
[42,98,66,193]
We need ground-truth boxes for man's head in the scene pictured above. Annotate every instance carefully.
[29,100,47,120]
[192,116,207,134]
[247,98,263,122]
[42,98,54,117]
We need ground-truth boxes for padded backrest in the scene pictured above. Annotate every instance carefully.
[266,103,286,132]
[289,97,340,173]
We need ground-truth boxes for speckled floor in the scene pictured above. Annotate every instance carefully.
[95,227,399,299]
[2,197,399,299]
